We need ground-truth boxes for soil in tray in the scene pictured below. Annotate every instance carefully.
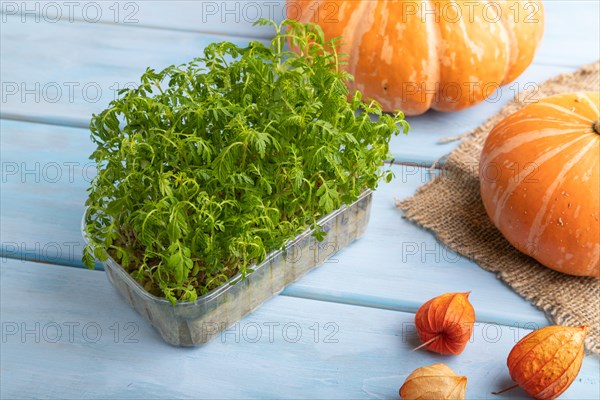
[108,245,241,298]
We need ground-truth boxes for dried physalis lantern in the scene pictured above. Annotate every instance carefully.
[399,363,467,400]
[413,292,476,355]
[493,325,588,400]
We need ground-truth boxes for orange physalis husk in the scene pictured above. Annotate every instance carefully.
[493,325,588,400]
[399,363,467,400]
[413,292,476,355]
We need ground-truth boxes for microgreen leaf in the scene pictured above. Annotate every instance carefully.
[83,19,409,303]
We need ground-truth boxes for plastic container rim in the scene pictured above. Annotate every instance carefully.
[81,189,373,306]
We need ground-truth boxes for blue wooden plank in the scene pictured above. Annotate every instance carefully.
[3,1,598,68]
[536,0,600,67]
[0,120,555,328]
[0,14,576,167]
[2,0,284,38]
[282,163,552,328]
[1,3,598,397]
[1,259,599,399]
[0,120,97,268]
[2,1,598,166]
[0,14,270,128]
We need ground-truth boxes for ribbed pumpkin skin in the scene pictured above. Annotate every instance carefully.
[287,1,544,115]
[480,92,600,277]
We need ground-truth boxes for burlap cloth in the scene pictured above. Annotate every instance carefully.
[397,62,600,354]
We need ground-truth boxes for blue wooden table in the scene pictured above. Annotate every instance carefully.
[1,1,599,398]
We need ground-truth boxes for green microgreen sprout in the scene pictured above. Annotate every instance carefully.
[83,19,409,304]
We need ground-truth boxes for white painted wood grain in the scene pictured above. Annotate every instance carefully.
[1,260,599,399]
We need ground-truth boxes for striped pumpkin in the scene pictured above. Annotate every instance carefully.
[479,92,600,277]
[287,0,544,115]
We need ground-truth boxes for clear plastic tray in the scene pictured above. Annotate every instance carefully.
[83,190,372,346]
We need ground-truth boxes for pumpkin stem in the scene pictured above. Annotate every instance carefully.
[411,335,439,352]
[594,120,600,134]
[492,383,519,395]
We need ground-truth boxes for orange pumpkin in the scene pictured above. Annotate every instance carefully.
[480,92,600,277]
[287,0,544,115]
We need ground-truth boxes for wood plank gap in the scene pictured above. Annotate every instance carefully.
[0,114,449,171]
[279,289,547,329]
[0,112,91,130]
[0,251,102,270]
[390,160,443,169]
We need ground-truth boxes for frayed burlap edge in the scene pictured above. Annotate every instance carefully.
[397,62,600,354]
